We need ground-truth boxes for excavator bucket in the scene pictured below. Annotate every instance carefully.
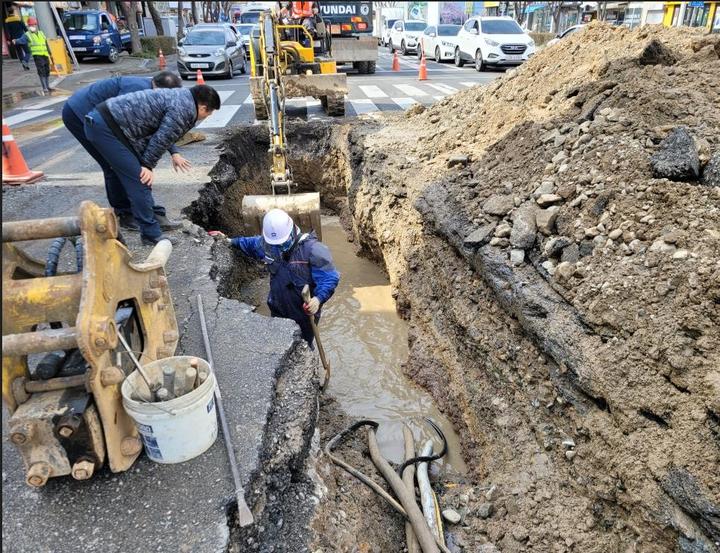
[2,201,178,487]
[242,192,323,241]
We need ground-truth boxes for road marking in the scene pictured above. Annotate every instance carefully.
[196,104,241,128]
[433,95,445,101]
[460,81,478,88]
[393,84,427,97]
[427,83,458,94]
[391,97,417,110]
[243,94,253,104]
[359,85,387,99]
[349,99,378,115]
[22,96,67,110]
[4,110,53,126]
[218,90,235,103]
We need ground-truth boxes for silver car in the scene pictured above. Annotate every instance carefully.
[177,27,246,79]
[233,23,257,58]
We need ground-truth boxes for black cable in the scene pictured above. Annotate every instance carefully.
[396,417,448,476]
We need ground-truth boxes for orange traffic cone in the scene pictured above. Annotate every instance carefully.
[196,69,205,84]
[392,50,400,72]
[2,119,43,185]
[158,48,166,70]
[418,49,428,81]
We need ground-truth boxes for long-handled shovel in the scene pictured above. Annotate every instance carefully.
[301,284,331,390]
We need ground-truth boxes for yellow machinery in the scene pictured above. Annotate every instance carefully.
[2,202,178,487]
[242,9,349,239]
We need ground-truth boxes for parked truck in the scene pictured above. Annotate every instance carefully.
[318,1,377,74]
[62,9,141,63]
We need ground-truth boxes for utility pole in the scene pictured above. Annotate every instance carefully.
[33,1,58,39]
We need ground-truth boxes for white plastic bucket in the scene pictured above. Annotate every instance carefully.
[121,356,218,464]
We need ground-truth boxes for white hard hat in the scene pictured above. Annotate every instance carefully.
[262,209,294,245]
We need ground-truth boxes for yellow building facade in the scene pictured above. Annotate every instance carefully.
[663,1,720,31]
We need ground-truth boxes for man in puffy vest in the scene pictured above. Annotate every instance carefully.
[12,17,53,94]
[63,72,190,232]
[212,209,340,346]
[83,84,221,245]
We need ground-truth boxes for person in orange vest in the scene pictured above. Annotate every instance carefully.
[12,17,54,95]
[291,1,319,44]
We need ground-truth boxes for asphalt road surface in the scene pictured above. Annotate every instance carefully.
[4,47,503,180]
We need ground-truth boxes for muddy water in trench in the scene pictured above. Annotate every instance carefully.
[254,217,466,472]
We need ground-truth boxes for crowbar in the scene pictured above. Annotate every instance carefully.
[197,294,254,527]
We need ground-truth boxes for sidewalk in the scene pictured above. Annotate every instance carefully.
[2,52,176,109]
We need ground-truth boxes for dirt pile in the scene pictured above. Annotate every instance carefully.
[342,23,719,553]
[188,23,719,553]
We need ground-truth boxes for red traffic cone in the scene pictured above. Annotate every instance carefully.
[2,119,43,185]
[158,48,166,69]
[418,50,428,81]
[392,50,400,72]
[196,69,205,84]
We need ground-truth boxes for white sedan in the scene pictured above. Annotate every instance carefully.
[417,24,461,62]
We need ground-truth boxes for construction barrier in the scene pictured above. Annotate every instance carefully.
[158,49,166,70]
[392,50,400,72]
[48,37,73,76]
[2,119,44,185]
[418,39,427,81]
[196,69,205,84]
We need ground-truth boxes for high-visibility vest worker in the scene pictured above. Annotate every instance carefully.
[25,17,50,58]
[291,1,315,19]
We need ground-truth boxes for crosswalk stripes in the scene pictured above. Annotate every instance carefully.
[197,104,242,128]
[460,82,478,88]
[243,94,253,104]
[21,96,68,110]
[393,84,428,97]
[358,85,388,98]
[426,83,458,94]
[217,90,235,103]
[391,97,417,110]
[5,110,53,126]
[348,99,378,115]
[305,99,325,119]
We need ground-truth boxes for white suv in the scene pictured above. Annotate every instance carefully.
[388,20,427,55]
[455,16,535,71]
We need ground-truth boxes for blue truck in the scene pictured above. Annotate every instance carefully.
[62,10,141,63]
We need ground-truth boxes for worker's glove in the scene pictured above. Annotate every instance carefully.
[208,230,231,245]
[303,296,320,315]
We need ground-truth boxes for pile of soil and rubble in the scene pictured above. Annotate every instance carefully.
[189,23,719,553]
[340,23,719,553]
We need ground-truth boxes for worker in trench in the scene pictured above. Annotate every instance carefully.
[211,209,340,347]
[62,71,191,233]
[82,84,221,245]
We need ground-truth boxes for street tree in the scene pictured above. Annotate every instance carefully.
[177,1,185,40]
[547,1,569,33]
[147,1,165,36]
[511,1,530,26]
[120,1,142,55]
[191,1,200,25]
[597,1,609,21]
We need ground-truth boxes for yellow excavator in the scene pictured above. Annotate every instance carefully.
[243,7,348,239]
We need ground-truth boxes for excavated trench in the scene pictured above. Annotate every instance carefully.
[186,115,718,553]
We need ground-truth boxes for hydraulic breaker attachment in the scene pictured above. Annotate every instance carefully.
[2,201,178,486]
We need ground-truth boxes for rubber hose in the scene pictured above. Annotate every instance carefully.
[44,237,67,277]
[396,418,448,475]
[73,237,83,272]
